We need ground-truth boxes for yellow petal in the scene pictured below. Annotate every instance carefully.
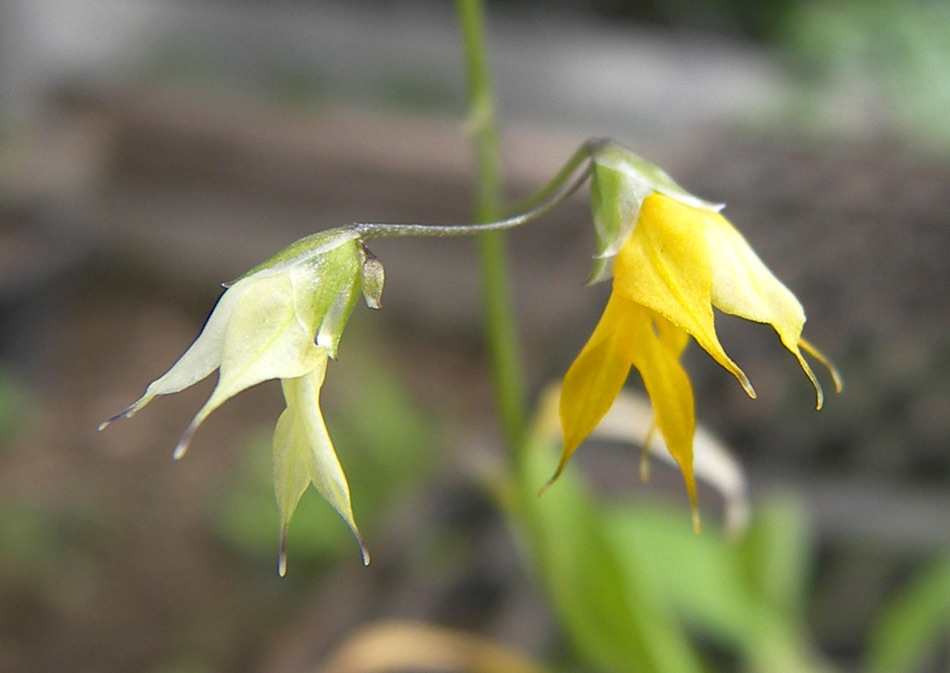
[801,337,844,399]
[615,305,700,526]
[554,294,635,487]
[614,193,755,398]
[654,308,690,358]
[589,389,749,535]
[703,211,828,407]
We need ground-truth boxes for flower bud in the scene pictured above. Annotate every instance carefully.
[360,246,385,310]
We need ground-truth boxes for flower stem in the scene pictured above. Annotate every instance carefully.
[352,159,591,240]
[456,0,525,452]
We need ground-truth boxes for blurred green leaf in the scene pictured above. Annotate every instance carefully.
[739,496,812,618]
[0,503,64,573]
[514,437,704,673]
[608,498,836,673]
[866,554,950,673]
[783,0,950,145]
[609,503,765,647]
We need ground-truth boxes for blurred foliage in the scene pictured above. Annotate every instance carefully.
[5,2,946,670]
[781,0,950,147]
[515,431,949,672]
[608,501,834,673]
[0,503,88,579]
[866,555,950,673]
[515,435,704,673]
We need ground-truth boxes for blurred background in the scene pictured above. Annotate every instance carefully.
[0,1,948,672]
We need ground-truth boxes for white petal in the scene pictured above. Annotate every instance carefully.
[98,281,248,429]
[214,270,325,401]
[291,359,369,565]
[172,271,326,456]
[272,385,317,576]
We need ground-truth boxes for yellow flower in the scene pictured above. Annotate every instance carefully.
[555,147,841,527]
[100,228,382,572]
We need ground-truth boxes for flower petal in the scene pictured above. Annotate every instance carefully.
[172,270,328,458]
[614,193,755,398]
[272,391,313,577]
[801,337,843,394]
[294,245,363,359]
[615,306,700,529]
[276,356,368,572]
[101,233,364,438]
[702,211,828,407]
[587,144,723,285]
[554,294,635,486]
[593,143,723,214]
[97,281,250,430]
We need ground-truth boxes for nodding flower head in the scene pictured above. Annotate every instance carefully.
[100,227,385,573]
[554,145,841,528]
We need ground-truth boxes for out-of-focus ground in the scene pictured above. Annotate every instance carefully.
[1,2,948,672]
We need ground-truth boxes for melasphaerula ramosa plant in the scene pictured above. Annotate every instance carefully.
[99,139,840,574]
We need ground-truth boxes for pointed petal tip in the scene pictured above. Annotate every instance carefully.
[685,473,701,532]
[832,371,844,394]
[791,346,825,411]
[723,360,756,399]
[97,403,138,432]
[277,528,290,577]
[352,529,371,566]
[739,373,757,400]
[800,337,843,397]
[172,425,196,460]
[537,466,563,498]
[640,427,657,482]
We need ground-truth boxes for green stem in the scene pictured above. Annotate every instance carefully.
[353,159,592,240]
[456,0,526,452]
[505,138,607,216]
